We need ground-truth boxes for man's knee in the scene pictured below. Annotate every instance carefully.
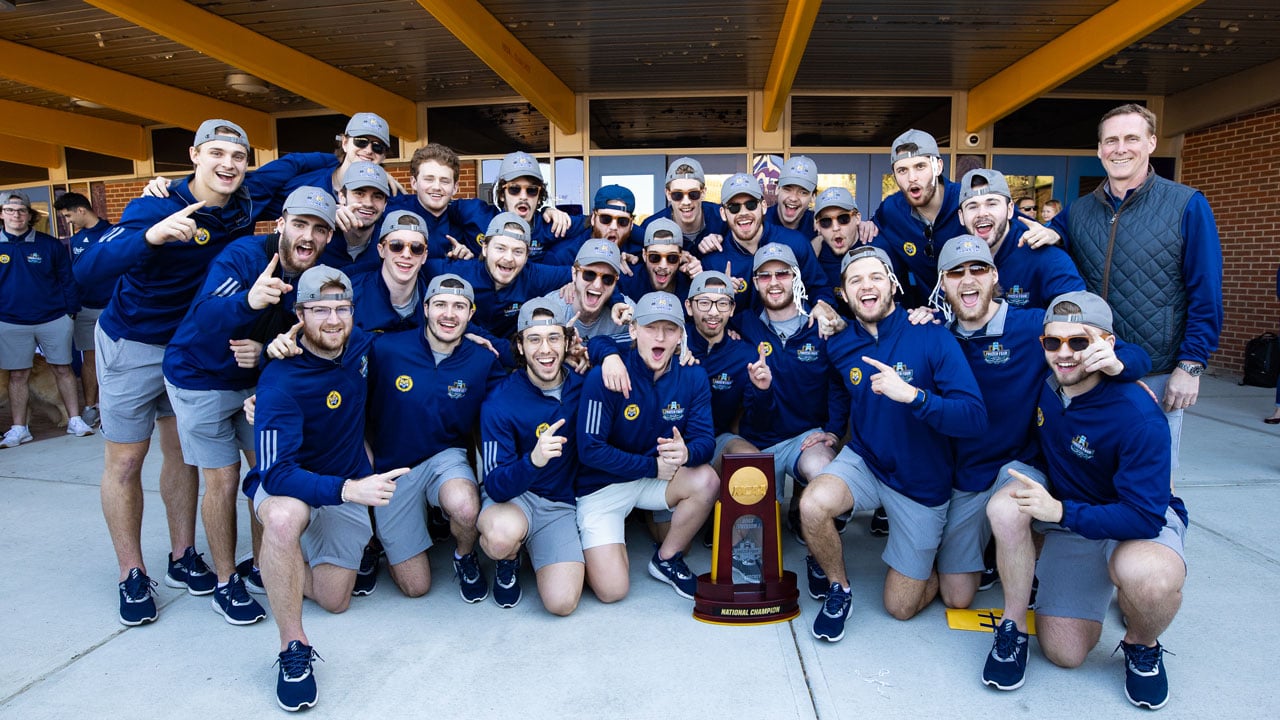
[799,474,849,522]
[939,573,977,609]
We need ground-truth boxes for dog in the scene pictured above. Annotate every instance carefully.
[0,355,70,428]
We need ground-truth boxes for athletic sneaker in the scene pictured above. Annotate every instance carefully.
[1117,640,1171,710]
[982,619,1029,690]
[492,557,522,608]
[118,567,158,626]
[648,547,698,599]
[805,554,829,600]
[235,556,266,595]
[812,582,852,642]
[978,566,1000,591]
[275,640,320,712]
[0,425,33,448]
[869,507,889,536]
[81,405,100,427]
[212,574,267,625]
[427,505,451,543]
[453,551,488,603]
[352,541,379,597]
[66,416,94,436]
[164,546,216,595]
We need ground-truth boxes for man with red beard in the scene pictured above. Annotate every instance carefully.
[547,185,638,267]
[319,161,390,273]
[811,187,861,308]
[462,151,582,264]
[633,157,728,255]
[620,218,702,302]
[765,155,818,233]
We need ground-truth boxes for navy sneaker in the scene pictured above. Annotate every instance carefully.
[869,507,889,537]
[352,541,379,597]
[493,557,522,608]
[1117,640,1171,710]
[805,554,829,600]
[275,640,320,712]
[978,566,1000,591]
[164,546,216,595]
[211,574,267,625]
[982,619,1029,690]
[235,556,266,595]
[453,551,488,603]
[647,548,697,599]
[427,505,451,543]
[812,582,852,642]
[118,568,158,626]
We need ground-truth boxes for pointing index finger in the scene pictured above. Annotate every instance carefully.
[260,253,280,278]
[172,200,206,219]
[861,355,892,372]
[287,320,304,339]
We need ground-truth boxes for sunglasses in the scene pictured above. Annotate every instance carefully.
[923,224,937,258]
[724,199,760,214]
[754,269,794,281]
[1039,335,1095,352]
[597,214,632,228]
[1019,205,1036,213]
[670,190,703,203]
[817,213,854,230]
[691,297,733,312]
[647,252,682,266]
[350,137,388,155]
[578,268,617,286]
[384,239,427,256]
[505,183,543,197]
[942,263,993,280]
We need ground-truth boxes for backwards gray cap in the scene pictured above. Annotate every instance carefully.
[345,112,390,145]
[633,291,685,329]
[936,235,995,273]
[282,186,337,228]
[752,242,799,273]
[497,151,544,184]
[342,161,391,195]
[575,239,622,273]
[517,296,570,333]
[425,273,475,303]
[814,186,857,214]
[1044,291,1114,334]
[644,218,682,248]
[688,271,736,299]
[379,210,428,241]
[664,157,705,186]
[296,265,352,304]
[485,212,532,245]
[841,244,896,276]
[1,189,32,208]
[778,155,819,193]
[959,168,1012,205]
[721,172,764,201]
[194,119,250,150]
[890,129,940,164]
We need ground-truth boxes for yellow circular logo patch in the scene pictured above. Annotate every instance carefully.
[623,404,640,421]
[1036,407,1044,427]
[759,342,773,357]
[395,375,413,392]
[732,276,749,294]
[903,241,917,257]
[849,367,862,385]
[727,466,769,506]
[193,227,210,245]
[0,254,8,264]
[326,390,342,409]
[536,422,550,437]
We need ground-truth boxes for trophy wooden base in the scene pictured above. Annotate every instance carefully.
[692,572,800,626]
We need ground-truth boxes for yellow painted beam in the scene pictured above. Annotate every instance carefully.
[0,134,62,169]
[85,0,418,141]
[0,100,146,160]
[762,0,822,133]
[0,40,272,148]
[416,0,577,135]
[967,0,1206,132]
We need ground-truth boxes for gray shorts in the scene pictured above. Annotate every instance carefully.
[373,447,476,565]
[761,428,825,498]
[576,477,672,550]
[937,461,1045,574]
[822,446,948,581]
[481,490,584,569]
[95,324,176,443]
[253,484,371,570]
[73,306,104,352]
[0,316,73,368]
[165,382,254,468]
[1142,372,1181,470]
[1034,506,1188,623]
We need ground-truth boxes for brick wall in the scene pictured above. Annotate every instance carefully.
[1182,103,1280,375]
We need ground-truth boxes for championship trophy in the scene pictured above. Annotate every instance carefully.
[693,453,800,624]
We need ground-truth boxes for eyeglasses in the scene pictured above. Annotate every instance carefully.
[754,269,794,281]
[646,252,682,266]
[923,224,937,258]
[384,239,427,256]
[942,263,993,280]
[578,268,617,286]
[817,213,854,230]
[596,214,632,228]
[669,190,702,202]
[724,199,760,214]
[1039,335,1094,352]
[691,297,733,312]
[350,137,388,155]
[302,305,354,320]
[1,207,29,216]
[505,183,543,197]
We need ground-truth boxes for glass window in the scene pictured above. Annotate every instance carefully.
[994,98,1148,149]
[428,103,549,155]
[66,148,133,180]
[590,97,748,149]
[152,127,257,174]
[791,96,952,147]
[276,114,402,159]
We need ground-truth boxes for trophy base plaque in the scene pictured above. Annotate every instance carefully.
[693,572,800,625]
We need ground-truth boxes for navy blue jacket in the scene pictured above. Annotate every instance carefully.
[764,204,815,235]
[991,221,1085,310]
[434,258,571,340]
[349,266,423,334]
[0,229,79,324]
[318,230,382,274]
[870,175,964,290]
[701,223,835,313]
[733,309,835,447]
[634,202,729,256]
[687,330,773,436]
[385,194,493,258]
[67,221,115,308]
[481,370,583,505]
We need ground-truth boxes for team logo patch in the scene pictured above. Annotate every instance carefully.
[0,254,8,264]
[983,341,1010,365]
[1036,407,1044,427]
[359,354,368,378]
[903,242,917,257]
[503,302,521,317]
[25,253,42,264]
[448,380,468,399]
[623,403,640,421]
[193,227,210,245]
[732,276,749,294]
[759,342,773,357]
[849,367,862,385]
[1070,434,1094,460]
[395,375,413,392]
[326,391,342,409]
[711,372,733,391]
[1006,285,1030,307]
[797,343,819,362]
[661,401,685,422]
[476,232,485,246]
[536,422,550,437]
[893,362,914,384]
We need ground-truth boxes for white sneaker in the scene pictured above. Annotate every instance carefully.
[1,426,33,448]
[67,416,94,437]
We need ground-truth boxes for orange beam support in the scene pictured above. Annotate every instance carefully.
[0,134,62,169]
[0,100,146,160]
[762,0,822,133]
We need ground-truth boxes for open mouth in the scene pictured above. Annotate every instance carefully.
[294,242,316,263]
[649,345,669,362]
[858,292,880,311]
[972,218,995,240]
[959,288,980,308]
[582,287,604,309]
[534,354,558,371]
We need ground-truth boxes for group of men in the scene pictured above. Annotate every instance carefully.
[2,102,1219,713]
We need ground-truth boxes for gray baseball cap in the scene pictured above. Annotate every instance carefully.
[379,210,428,241]
[194,119,250,150]
[282,186,337,228]
[643,218,682,248]
[296,265,352,304]
[664,157,705,186]
[936,235,995,273]
[633,291,685,329]
[342,161,391,195]
[752,242,799,273]
[498,151,544,184]
[721,172,764,202]
[841,245,896,276]
[959,168,1012,205]
[345,112,390,145]
[1044,291,1114,334]
[575,239,622,273]
[424,273,475,303]
[517,296,570,333]
[486,212,532,245]
[688,271,736,299]
[890,129,940,164]
[814,186,857,214]
[778,155,819,193]
[0,189,32,209]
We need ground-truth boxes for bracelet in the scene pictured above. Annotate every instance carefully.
[340,479,351,503]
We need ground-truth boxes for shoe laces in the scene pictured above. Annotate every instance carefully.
[496,559,519,586]
[822,584,849,616]
[805,555,827,579]
[992,621,1023,660]
[455,553,481,583]
[1114,641,1171,675]
[179,548,211,575]
[122,569,156,601]
[276,643,322,679]
[660,551,692,579]
[224,575,253,606]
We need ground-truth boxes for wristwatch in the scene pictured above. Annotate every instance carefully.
[1176,361,1204,377]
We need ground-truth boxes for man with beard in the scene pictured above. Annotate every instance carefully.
[810,187,861,309]
[620,218,702,302]
[765,155,818,233]
[318,161,390,273]
[1007,291,1187,711]
[802,246,987,642]
[465,151,583,264]
[249,265,408,711]
[478,298,586,614]
[952,168,1082,310]
[162,186,337,625]
[364,275,507,603]
[543,240,630,348]
[546,184,638,268]
[633,157,728,255]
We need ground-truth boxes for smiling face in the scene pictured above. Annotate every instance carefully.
[754,259,796,313]
[275,213,333,275]
[342,135,387,166]
[1043,320,1111,395]
[2,201,30,234]
[425,292,474,349]
[721,193,764,243]
[665,178,704,230]
[340,185,388,230]
[518,319,568,388]
[892,155,939,209]
[572,261,617,318]
[941,261,998,328]
[591,205,634,246]
[630,319,681,374]
[776,184,813,228]
[378,229,428,285]
[842,256,896,327]
[189,139,248,201]
[685,289,733,341]
[482,234,529,290]
[643,242,683,292]
[959,193,1012,252]
[500,175,543,224]
[410,160,457,215]
[815,207,860,254]
[297,294,353,358]
[1098,112,1157,193]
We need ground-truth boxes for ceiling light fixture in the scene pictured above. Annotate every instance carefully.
[225,72,270,94]
[70,97,105,109]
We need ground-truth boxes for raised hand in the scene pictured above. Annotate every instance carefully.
[144,201,206,246]
[861,356,917,404]
[247,253,293,310]
[531,418,568,468]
